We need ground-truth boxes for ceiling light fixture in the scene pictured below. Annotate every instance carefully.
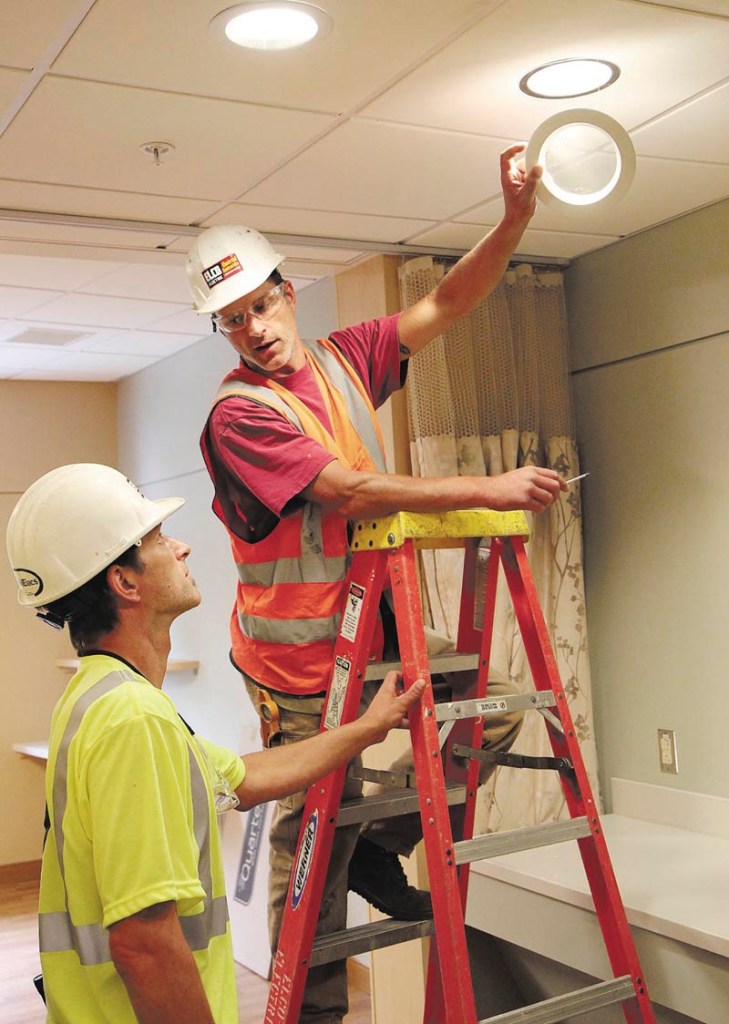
[209,1,333,51]
[520,58,620,99]
[525,109,636,209]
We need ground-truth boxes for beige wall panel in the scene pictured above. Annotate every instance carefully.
[566,198,729,372]
[1,381,117,865]
[567,204,729,804]
[0,380,117,489]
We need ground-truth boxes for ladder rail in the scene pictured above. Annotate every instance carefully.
[389,537,479,1024]
[263,549,388,1024]
[497,536,654,1024]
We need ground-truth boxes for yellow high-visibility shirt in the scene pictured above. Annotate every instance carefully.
[40,653,244,1023]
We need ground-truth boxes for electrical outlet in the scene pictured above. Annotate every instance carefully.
[658,729,678,774]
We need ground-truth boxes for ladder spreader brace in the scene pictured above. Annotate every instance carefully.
[264,509,656,1024]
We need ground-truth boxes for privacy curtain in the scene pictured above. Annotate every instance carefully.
[399,259,599,831]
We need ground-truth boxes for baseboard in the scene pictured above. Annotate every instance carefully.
[347,958,370,994]
[0,859,41,884]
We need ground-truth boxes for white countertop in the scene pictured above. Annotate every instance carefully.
[470,813,729,958]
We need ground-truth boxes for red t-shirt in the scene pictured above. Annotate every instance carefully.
[201,313,404,543]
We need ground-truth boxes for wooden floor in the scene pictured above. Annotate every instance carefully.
[0,875,372,1023]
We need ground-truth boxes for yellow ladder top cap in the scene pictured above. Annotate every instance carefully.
[350,509,530,551]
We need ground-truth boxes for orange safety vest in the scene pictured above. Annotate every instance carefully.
[210,337,388,695]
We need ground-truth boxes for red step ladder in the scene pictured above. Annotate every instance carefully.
[264,509,656,1024]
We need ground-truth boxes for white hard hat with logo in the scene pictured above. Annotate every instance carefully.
[186,225,285,314]
[6,464,184,608]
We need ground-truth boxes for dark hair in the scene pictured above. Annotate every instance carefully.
[44,545,143,654]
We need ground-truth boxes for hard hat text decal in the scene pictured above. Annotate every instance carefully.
[202,253,243,290]
[14,567,43,597]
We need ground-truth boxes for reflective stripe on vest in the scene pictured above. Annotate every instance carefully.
[305,339,386,474]
[237,608,341,645]
[235,503,347,588]
[214,377,304,431]
[39,669,228,965]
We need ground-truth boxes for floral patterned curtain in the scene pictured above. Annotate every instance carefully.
[400,259,599,830]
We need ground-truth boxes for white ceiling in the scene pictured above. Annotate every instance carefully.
[0,0,727,381]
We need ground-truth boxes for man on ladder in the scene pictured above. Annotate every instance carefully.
[187,144,568,1023]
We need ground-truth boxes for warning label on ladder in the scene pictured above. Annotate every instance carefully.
[324,656,351,730]
[340,583,366,642]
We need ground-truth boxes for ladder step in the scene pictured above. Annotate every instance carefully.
[435,690,556,723]
[480,975,636,1024]
[337,783,466,827]
[455,816,592,865]
[365,651,480,680]
[310,917,435,967]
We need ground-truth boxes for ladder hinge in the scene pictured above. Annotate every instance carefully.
[452,744,575,781]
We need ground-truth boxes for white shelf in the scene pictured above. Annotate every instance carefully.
[55,658,199,673]
[12,741,48,762]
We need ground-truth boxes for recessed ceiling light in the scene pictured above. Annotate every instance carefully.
[209,2,333,51]
[520,59,620,99]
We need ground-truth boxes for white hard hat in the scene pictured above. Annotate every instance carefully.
[6,464,184,608]
[186,225,285,314]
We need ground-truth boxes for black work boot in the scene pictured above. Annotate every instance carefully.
[347,837,432,920]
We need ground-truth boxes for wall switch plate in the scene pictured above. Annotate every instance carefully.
[658,728,679,774]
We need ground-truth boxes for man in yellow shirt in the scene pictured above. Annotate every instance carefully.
[6,463,424,1024]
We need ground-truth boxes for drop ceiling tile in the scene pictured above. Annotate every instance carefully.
[73,329,203,358]
[52,0,490,112]
[406,221,616,261]
[632,86,729,163]
[12,350,158,381]
[0,321,26,343]
[0,177,219,227]
[639,0,729,13]
[0,342,75,375]
[0,319,93,344]
[201,203,436,246]
[361,0,729,143]
[0,284,62,316]
[0,77,334,199]
[0,238,176,262]
[0,67,28,107]
[0,218,177,251]
[242,121,508,220]
[20,293,185,329]
[0,252,123,290]
[145,308,212,335]
[0,0,86,69]
[277,244,365,265]
[77,262,192,303]
[286,257,369,279]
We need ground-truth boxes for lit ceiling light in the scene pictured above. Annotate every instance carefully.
[209,2,333,51]
[525,109,636,209]
[520,59,620,99]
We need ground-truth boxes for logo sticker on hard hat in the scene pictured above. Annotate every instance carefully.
[14,568,43,597]
[202,253,243,290]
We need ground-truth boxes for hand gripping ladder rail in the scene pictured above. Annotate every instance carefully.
[264,509,656,1024]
